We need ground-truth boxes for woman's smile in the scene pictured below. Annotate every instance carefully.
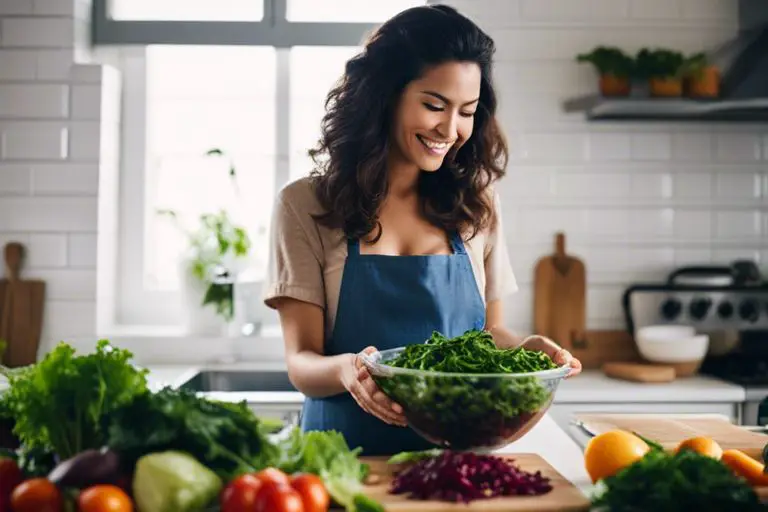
[416,134,454,156]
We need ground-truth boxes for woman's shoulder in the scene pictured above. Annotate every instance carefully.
[277,176,322,213]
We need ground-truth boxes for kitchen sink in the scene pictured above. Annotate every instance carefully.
[179,370,298,393]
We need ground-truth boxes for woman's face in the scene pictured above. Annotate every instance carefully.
[391,61,481,172]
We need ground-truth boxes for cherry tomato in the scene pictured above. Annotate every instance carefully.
[10,478,63,512]
[78,484,133,512]
[254,481,304,512]
[0,458,23,508]
[221,474,263,512]
[290,473,329,512]
[254,467,291,487]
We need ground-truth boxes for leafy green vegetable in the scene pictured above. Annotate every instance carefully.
[133,451,222,512]
[372,330,559,449]
[0,340,148,459]
[386,330,558,374]
[387,449,444,465]
[274,427,383,512]
[591,448,764,511]
[103,387,278,481]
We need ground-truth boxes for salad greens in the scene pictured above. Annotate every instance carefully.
[0,340,148,459]
[373,330,559,449]
[387,330,558,374]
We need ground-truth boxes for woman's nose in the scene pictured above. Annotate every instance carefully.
[436,111,459,140]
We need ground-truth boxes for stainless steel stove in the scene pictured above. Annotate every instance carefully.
[623,261,768,425]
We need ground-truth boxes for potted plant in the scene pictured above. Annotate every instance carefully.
[576,46,635,96]
[158,148,253,335]
[682,52,720,98]
[635,48,686,97]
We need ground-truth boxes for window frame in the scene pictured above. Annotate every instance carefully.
[98,0,428,331]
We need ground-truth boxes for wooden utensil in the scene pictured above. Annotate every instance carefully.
[360,454,590,511]
[571,329,640,369]
[574,413,768,461]
[602,362,676,383]
[0,242,45,367]
[533,232,586,351]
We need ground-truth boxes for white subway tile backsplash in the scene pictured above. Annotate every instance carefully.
[715,173,761,199]
[715,133,762,162]
[522,133,587,162]
[33,0,75,15]
[0,84,68,118]
[1,122,68,160]
[587,287,625,321]
[671,133,714,161]
[36,50,73,80]
[41,300,96,342]
[555,173,630,198]
[628,208,674,237]
[674,210,712,239]
[1,18,74,47]
[716,211,762,239]
[588,133,631,161]
[629,0,682,19]
[31,163,99,195]
[0,0,33,15]
[447,0,520,26]
[0,197,97,231]
[520,0,629,21]
[70,64,103,83]
[502,168,553,198]
[712,249,760,265]
[674,248,712,265]
[27,233,66,267]
[585,209,629,238]
[630,173,673,199]
[28,269,96,299]
[71,85,101,120]
[519,208,587,239]
[680,0,738,22]
[0,165,30,195]
[67,232,96,268]
[68,121,100,160]
[672,173,712,199]
[631,134,672,161]
[0,50,37,80]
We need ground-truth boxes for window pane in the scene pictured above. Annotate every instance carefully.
[110,0,263,21]
[289,46,359,181]
[287,0,425,22]
[145,46,275,290]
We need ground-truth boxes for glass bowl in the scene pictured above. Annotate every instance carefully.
[361,347,570,451]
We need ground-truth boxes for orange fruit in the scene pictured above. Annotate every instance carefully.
[676,436,722,459]
[584,430,650,483]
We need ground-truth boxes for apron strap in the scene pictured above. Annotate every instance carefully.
[449,231,467,255]
[347,238,360,258]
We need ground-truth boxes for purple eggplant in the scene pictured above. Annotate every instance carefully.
[48,446,122,489]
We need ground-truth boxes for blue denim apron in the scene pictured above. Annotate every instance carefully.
[300,231,486,455]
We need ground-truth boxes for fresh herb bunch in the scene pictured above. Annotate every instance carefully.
[373,330,559,449]
[0,340,148,459]
[592,448,764,511]
[386,330,558,374]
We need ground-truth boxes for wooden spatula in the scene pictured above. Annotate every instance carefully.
[0,242,45,367]
[533,232,587,351]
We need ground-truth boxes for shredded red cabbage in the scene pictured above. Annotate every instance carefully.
[390,451,552,503]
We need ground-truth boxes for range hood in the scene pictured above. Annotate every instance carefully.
[563,0,768,122]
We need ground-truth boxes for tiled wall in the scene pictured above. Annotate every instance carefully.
[0,1,766,355]
[438,0,768,332]
[0,0,112,350]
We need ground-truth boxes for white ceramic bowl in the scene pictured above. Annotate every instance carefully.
[636,325,696,344]
[636,333,709,363]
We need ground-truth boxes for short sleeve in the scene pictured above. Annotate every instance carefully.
[263,191,325,310]
[484,191,518,302]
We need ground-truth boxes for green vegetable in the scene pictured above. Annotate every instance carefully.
[372,330,559,449]
[132,451,222,512]
[274,427,383,512]
[387,449,444,465]
[591,448,764,511]
[576,46,635,77]
[0,340,148,459]
[103,386,278,481]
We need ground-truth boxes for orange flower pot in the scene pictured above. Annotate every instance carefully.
[599,74,631,96]
[686,65,720,98]
[649,77,683,97]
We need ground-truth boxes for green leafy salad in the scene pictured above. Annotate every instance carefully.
[372,330,561,449]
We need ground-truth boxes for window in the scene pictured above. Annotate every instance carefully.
[106,0,427,329]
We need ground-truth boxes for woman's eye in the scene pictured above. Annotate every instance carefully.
[422,103,443,112]
[460,111,476,118]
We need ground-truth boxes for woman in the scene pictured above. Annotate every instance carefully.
[264,4,582,456]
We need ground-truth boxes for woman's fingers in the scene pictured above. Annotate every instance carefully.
[358,366,404,413]
[352,383,406,426]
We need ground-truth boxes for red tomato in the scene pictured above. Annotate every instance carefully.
[0,458,23,508]
[78,485,133,512]
[221,474,263,512]
[254,481,304,512]
[10,478,63,512]
[290,474,329,512]
[253,467,291,487]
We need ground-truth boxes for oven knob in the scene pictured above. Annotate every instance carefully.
[738,299,760,323]
[660,298,682,320]
[689,297,712,320]
[717,301,734,319]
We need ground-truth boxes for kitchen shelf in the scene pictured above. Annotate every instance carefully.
[562,95,768,122]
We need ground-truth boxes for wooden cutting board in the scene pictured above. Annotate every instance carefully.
[602,362,676,383]
[359,454,590,511]
[0,242,45,367]
[571,329,640,369]
[574,414,768,460]
[533,232,586,351]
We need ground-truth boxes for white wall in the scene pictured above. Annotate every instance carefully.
[438,0,768,332]
[0,0,766,358]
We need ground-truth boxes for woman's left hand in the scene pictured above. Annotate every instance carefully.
[521,335,582,378]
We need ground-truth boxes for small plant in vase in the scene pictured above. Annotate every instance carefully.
[158,148,252,329]
[682,52,720,98]
[576,46,635,96]
[635,48,686,97]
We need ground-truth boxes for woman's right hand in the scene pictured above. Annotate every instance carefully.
[340,346,407,427]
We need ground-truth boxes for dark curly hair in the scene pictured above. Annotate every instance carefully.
[308,4,508,242]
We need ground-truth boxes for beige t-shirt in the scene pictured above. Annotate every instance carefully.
[263,177,518,339]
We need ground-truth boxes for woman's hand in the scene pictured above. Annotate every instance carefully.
[340,346,407,427]
[521,335,583,378]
